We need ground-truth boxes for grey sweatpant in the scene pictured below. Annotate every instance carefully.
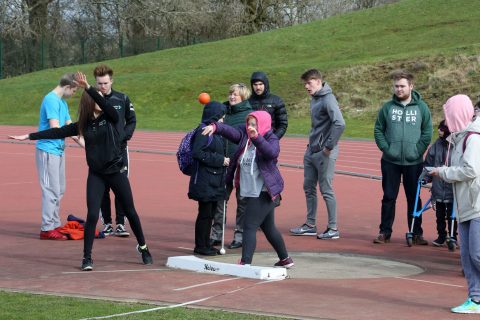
[35,149,66,231]
[303,146,338,229]
[459,217,480,301]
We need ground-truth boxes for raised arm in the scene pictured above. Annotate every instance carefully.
[74,72,119,123]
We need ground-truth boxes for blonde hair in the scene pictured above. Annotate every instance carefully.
[229,83,251,101]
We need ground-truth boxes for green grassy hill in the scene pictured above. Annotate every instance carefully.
[1,0,480,138]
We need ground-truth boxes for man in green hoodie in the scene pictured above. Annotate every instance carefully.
[373,70,432,245]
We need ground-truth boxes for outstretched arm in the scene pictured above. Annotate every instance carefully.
[202,122,243,144]
[8,122,79,141]
[8,134,29,141]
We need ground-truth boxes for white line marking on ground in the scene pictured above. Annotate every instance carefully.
[177,246,193,251]
[394,276,464,288]
[78,271,280,319]
[62,268,168,274]
[173,277,240,291]
[79,296,214,320]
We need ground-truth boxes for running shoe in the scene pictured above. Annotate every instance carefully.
[289,224,317,236]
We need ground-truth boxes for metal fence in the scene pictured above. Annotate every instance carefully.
[0,34,212,79]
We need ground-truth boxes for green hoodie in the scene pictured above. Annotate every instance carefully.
[374,90,432,166]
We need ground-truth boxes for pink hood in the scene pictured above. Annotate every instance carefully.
[246,110,271,136]
[443,94,474,133]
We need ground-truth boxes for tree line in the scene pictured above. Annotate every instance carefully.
[0,0,396,78]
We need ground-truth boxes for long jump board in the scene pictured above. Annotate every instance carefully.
[166,255,287,280]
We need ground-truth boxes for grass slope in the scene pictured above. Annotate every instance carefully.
[1,0,479,138]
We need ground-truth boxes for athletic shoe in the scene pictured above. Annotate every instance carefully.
[40,230,68,240]
[238,260,251,266]
[317,228,340,240]
[289,224,317,236]
[115,224,130,237]
[81,257,93,271]
[373,233,390,244]
[136,245,153,264]
[209,239,221,246]
[274,257,294,268]
[102,224,114,236]
[193,247,218,256]
[413,235,428,245]
[451,298,480,313]
[432,237,446,247]
[228,240,242,249]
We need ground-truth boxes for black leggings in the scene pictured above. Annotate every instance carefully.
[100,148,129,225]
[436,201,457,239]
[84,169,146,259]
[242,192,288,264]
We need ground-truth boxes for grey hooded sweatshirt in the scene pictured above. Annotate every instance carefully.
[308,83,345,152]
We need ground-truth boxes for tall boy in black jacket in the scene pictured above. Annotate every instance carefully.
[94,65,137,237]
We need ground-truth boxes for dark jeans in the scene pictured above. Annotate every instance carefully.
[196,201,217,249]
[84,169,146,259]
[242,192,288,264]
[101,148,129,225]
[379,159,424,236]
[435,201,457,240]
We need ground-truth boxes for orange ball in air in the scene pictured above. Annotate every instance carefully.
[198,92,211,105]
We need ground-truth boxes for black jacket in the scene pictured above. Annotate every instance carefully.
[248,71,288,139]
[188,102,227,202]
[105,89,136,149]
[29,87,124,174]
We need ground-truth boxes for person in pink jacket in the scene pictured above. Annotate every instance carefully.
[429,94,480,314]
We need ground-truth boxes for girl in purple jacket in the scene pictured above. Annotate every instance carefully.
[202,110,293,268]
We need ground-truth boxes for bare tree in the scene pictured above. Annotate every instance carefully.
[0,0,399,78]
[24,0,53,70]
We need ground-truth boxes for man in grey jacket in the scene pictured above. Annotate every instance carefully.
[290,69,346,239]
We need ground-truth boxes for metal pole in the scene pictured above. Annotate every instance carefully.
[0,38,3,79]
[40,36,45,70]
[81,39,85,64]
[119,36,124,57]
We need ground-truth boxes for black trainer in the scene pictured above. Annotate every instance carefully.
[193,247,218,256]
[432,237,446,247]
[81,257,93,271]
[136,245,153,264]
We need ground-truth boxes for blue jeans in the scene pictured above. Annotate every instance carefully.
[459,217,480,301]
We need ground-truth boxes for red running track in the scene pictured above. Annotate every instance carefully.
[0,125,464,320]
[0,125,382,179]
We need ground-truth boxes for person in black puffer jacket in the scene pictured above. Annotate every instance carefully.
[188,101,229,256]
[248,71,288,139]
